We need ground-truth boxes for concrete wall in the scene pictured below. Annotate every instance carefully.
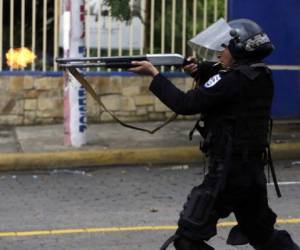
[0,74,196,125]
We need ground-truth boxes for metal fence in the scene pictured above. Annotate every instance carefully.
[0,0,227,72]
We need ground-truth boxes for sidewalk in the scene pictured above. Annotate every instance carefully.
[0,119,299,170]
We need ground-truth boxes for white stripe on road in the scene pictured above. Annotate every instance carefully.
[269,65,300,71]
[268,181,300,186]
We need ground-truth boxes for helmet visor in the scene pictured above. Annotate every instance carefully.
[188,18,232,61]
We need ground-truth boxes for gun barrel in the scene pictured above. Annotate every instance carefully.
[56,53,189,69]
[58,62,140,69]
[56,55,147,63]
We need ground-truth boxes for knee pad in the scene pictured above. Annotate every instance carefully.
[226,225,249,245]
[176,185,218,241]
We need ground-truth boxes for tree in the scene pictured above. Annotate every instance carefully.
[103,0,132,21]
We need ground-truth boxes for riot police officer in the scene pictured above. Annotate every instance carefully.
[129,18,300,250]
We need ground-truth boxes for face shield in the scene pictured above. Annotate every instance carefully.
[188,18,232,62]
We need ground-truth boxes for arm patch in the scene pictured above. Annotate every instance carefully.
[204,74,221,88]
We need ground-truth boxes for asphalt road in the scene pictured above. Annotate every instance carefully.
[0,160,299,249]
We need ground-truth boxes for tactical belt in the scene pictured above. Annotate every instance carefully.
[67,67,177,134]
[189,117,281,198]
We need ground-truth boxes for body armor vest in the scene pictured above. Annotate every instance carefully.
[197,63,273,154]
[231,64,273,151]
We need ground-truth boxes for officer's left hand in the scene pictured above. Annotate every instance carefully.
[183,57,198,78]
[129,61,159,77]
[183,62,198,75]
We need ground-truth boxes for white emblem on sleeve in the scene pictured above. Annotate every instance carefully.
[204,74,221,88]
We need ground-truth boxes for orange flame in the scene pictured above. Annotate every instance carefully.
[6,47,37,69]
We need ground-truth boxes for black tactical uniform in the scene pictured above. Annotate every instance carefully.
[151,19,300,250]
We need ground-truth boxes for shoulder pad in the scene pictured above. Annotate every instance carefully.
[233,63,271,80]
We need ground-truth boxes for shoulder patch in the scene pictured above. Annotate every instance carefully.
[204,74,221,88]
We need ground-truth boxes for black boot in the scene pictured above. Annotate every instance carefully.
[254,230,300,250]
[174,236,214,250]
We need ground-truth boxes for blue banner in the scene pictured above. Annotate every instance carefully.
[228,0,300,118]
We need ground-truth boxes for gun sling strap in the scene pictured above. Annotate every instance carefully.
[67,67,177,134]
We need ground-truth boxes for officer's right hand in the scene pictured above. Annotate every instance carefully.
[129,61,159,77]
[183,57,198,75]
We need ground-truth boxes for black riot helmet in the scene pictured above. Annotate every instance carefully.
[227,19,274,60]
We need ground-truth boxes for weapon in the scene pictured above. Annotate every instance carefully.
[56,53,193,134]
[56,53,191,69]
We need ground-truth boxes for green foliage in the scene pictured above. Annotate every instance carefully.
[103,0,132,21]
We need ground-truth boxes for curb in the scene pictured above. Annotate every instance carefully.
[0,147,201,171]
[0,143,299,171]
